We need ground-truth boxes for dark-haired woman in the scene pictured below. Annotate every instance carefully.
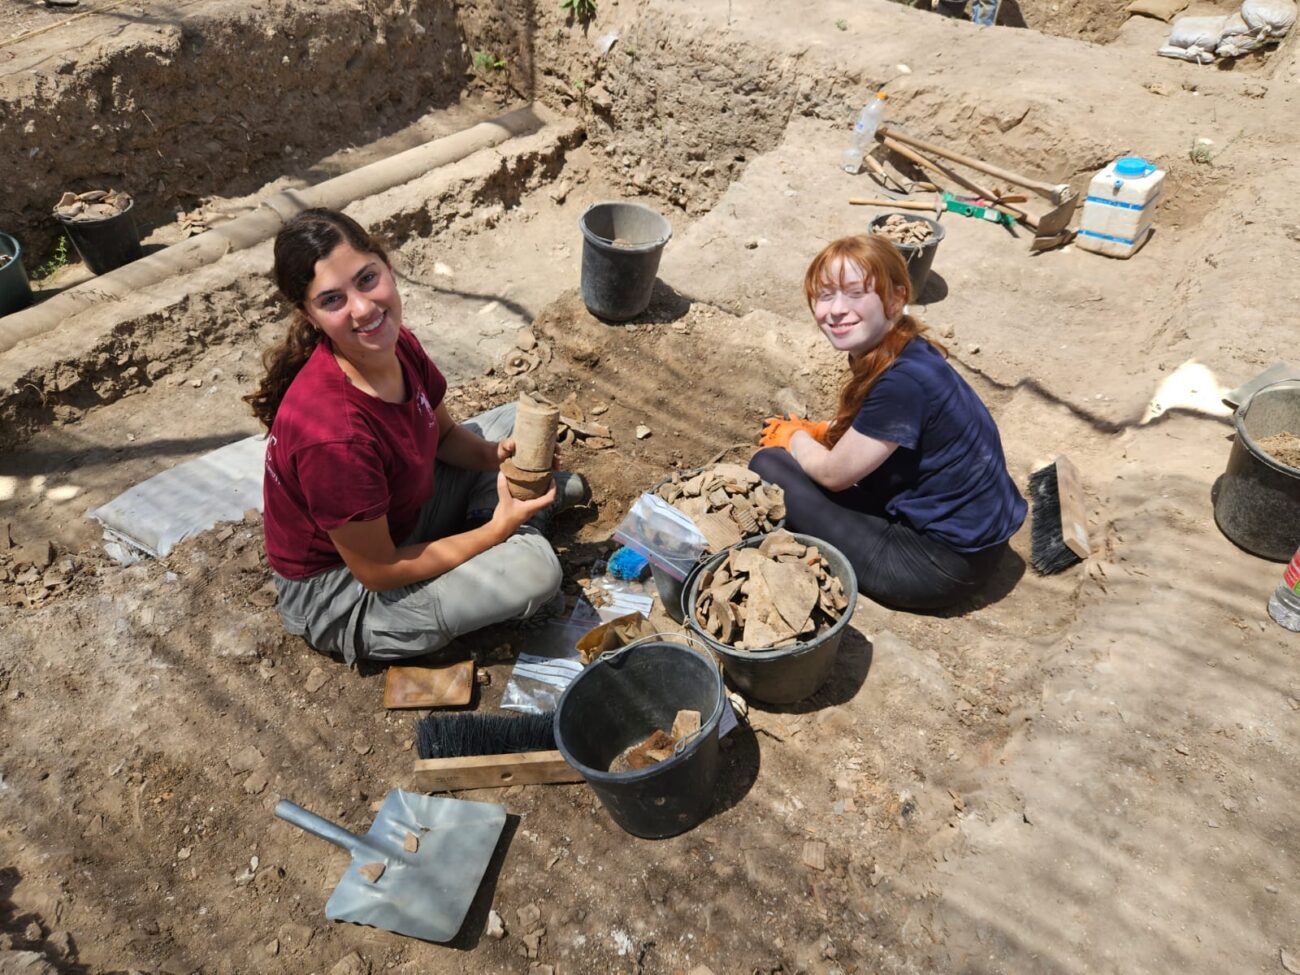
[245,208,582,665]
[751,235,1025,611]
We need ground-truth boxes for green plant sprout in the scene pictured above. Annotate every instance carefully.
[561,0,597,23]
[33,234,69,280]
[472,50,507,71]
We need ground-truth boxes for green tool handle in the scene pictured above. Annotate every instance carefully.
[879,137,1035,229]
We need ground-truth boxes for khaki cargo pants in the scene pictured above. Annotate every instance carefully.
[273,403,563,665]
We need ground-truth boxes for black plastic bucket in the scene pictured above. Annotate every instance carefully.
[1213,379,1300,561]
[683,533,858,705]
[57,199,144,276]
[0,233,33,317]
[553,640,724,838]
[579,202,672,322]
[869,213,945,301]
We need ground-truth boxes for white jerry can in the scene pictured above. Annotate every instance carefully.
[1076,156,1165,259]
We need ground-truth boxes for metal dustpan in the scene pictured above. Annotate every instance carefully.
[275,788,506,942]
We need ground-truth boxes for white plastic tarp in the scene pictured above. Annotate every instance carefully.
[88,434,265,562]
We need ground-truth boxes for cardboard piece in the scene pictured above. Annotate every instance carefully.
[383,660,475,709]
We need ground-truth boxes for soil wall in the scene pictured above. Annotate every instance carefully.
[2,0,466,260]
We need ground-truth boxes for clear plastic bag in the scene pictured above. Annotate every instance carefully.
[500,603,599,714]
[612,493,710,582]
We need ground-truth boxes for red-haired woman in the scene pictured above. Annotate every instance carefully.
[750,235,1025,610]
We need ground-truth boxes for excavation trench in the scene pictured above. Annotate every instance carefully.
[2,3,1298,975]
[0,0,1250,452]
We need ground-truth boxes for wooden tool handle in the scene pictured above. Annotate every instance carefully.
[880,137,1037,230]
[880,137,1004,207]
[848,198,938,211]
[878,127,1065,201]
[412,751,584,792]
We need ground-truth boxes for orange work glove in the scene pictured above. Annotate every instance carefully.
[758,414,829,450]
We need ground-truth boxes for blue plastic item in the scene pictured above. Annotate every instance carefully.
[1114,156,1155,178]
[607,546,650,581]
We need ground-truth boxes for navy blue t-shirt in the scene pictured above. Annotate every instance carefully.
[850,338,1026,551]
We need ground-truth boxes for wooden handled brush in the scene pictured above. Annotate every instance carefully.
[1028,455,1090,575]
[412,711,582,792]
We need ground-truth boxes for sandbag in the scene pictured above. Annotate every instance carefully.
[1128,0,1189,21]
[1166,13,1230,48]
[1157,43,1218,61]
[1219,9,1254,37]
[1241,0,1297,32]
[1217,32,1270,54]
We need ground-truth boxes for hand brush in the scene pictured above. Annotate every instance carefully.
[1027,454,1090,575]
[412,711,582,792]
[417,711,555,758]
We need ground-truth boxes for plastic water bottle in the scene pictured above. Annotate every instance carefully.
[1267,545,1300,632]
[841,92,888,174]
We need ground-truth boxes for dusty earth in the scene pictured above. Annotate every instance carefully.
[2,1,1300,974]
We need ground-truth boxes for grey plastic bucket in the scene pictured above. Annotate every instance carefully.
[683,533,858,705]
[579,202,672,322]
[869,213,945,300]
[0,233,33,317]
[1213,379,1300,561]
[553,640,724,839]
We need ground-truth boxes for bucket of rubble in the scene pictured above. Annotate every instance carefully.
[54,189,144,275]
[1213,379,1300,561]
[683,531,858,705]
[868,212,945,300]
[553,639,724,839]
[646,464,788,624]
[0,233,33,317]
[579,201,672,322]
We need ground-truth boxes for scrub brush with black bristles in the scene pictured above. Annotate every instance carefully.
[1027,455,1090,576]
[415,711,556,760]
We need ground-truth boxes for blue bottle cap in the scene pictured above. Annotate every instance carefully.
[1115,156,1155,177]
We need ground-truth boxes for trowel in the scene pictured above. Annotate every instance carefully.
[275,789,506,942]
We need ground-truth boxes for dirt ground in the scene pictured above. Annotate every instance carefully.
[2,1,1299,974]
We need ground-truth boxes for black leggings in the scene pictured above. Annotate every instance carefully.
[749,448,1005,611]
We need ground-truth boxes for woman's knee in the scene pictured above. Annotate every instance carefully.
[749,446,799,484]
[503,533,563,608]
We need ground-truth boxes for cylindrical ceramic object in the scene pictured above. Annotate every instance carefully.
[502,459,553,501]
[512,395,560,473]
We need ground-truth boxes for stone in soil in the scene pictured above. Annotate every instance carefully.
[516,903,542,931]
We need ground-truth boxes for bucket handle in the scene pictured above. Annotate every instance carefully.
[596,633,725,754]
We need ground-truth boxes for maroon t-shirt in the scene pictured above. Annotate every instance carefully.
[262,328,447,580]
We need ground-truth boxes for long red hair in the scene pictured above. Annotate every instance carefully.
[804,235,947,447]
